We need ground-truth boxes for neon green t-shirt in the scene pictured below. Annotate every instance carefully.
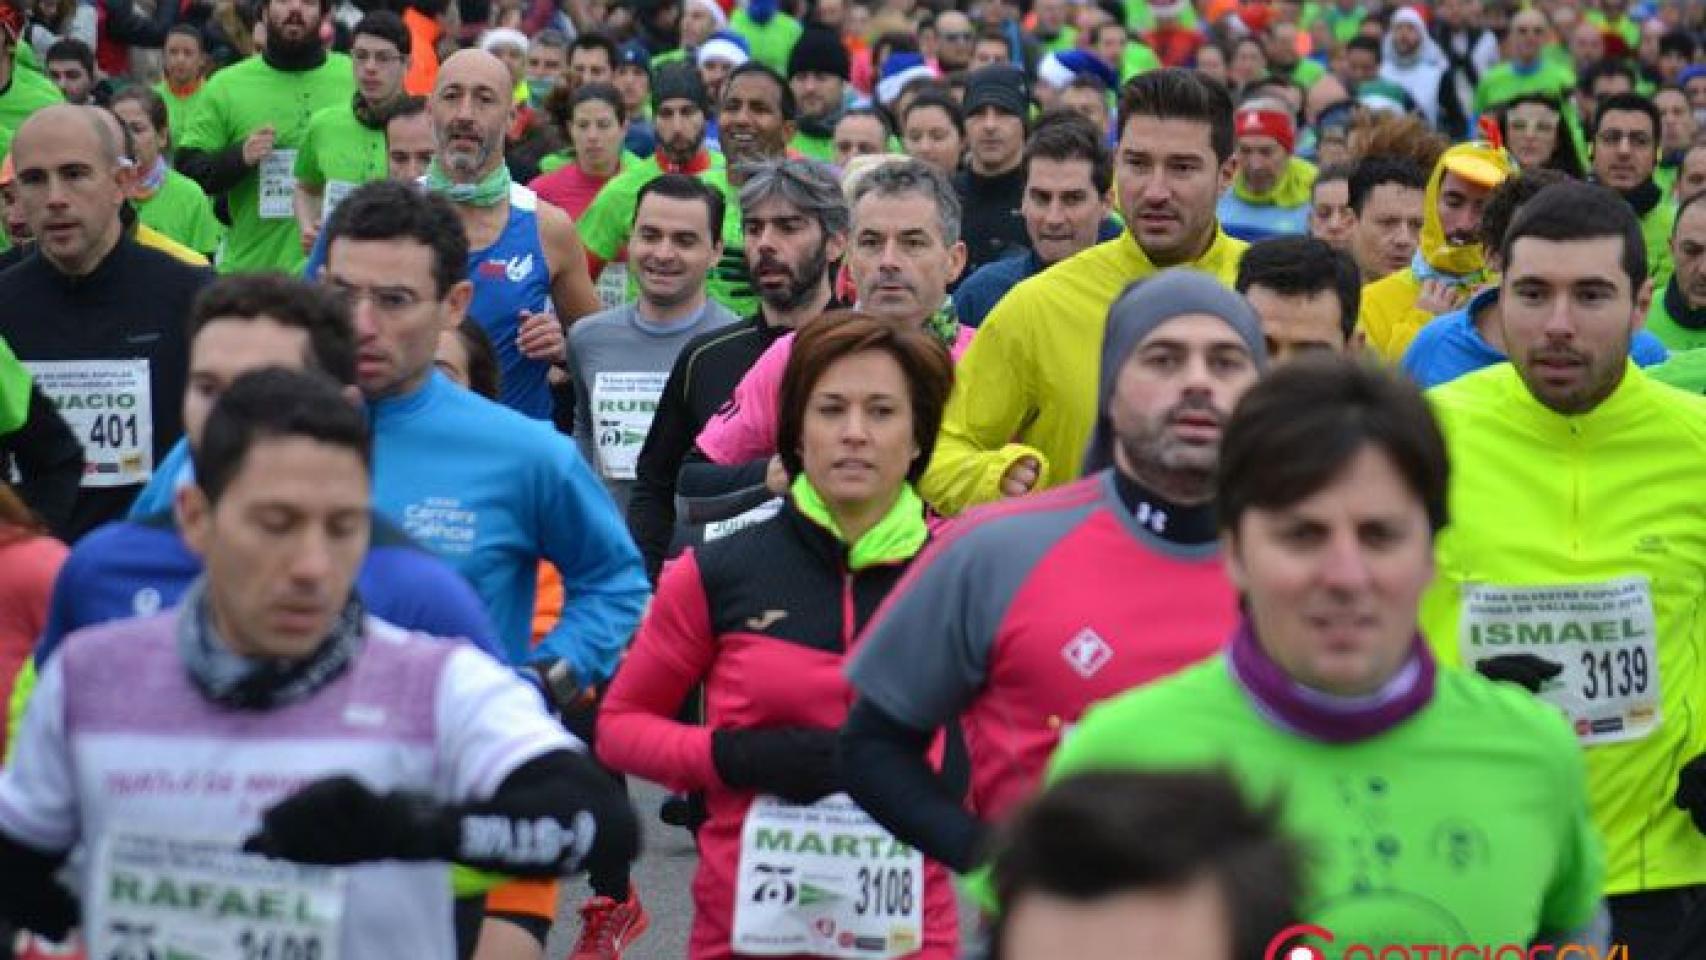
[1646,347,1706,393]
[1048,656,1604,946]
[1645,284,1706,352]
[293,102,387,219]
[729,10,803,74]
[790,130,834,162]
[1120,41,1160,82]
[176,53,355,274]
[1422,362,1706,896]
[0,65,64,157]
[138,168,224,258]
[1473,60,1576,116]
[0,335,31,436]
[153,80,206,137]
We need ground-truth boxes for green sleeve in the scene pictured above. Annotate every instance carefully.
[0,335,30,436]
[293,111,327,187]
[1646,350,1706,394]
[1536,720,1607,935]
[176,75,228,153]
[578,173,639,261]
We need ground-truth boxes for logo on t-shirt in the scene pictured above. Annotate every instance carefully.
[1061,628,1113,679]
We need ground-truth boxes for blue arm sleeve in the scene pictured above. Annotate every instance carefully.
[361,546,507,662]
[33,548,87,666]
[127,438,191,520]
[1632,331,1669,367]
[534,440,651,682]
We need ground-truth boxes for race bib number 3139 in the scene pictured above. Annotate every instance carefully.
[1461,578,1661,744]
[89,830,346,960]
[733,793,924,959]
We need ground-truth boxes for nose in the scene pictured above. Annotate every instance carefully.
[287,528,334,587]
[1319,530,1374,592]
[1540,294,1577,339]
[1137,167,1169,203]
[840,408,873,444]
[350,294,381,340]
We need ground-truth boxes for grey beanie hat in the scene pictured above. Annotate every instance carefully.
[1082,270,1269,475]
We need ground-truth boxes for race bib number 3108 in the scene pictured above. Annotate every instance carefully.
[89,830,346,960]
[733,793,924,959]
[1461,578,1661,744]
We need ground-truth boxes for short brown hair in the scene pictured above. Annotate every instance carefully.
[776,312,954,484]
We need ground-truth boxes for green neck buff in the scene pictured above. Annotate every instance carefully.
[790,474,928,571]
[925,298,961,351]
[1232,156,1317,208]
[423,158,513,207]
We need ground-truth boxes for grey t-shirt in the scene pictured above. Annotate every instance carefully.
[568,298,738,511]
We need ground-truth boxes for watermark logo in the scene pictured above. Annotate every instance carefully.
[1263,924,1630,960]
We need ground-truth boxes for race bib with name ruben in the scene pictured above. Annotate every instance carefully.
[25,358,152,488]
[89,830,347,960]
[733,793,923,959]
[259,150,299,220]
[1461,577,1661,745]
[592,371,666,480]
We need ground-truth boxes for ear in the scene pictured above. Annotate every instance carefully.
[113,157,136,196]
[1220,530,1248,591]
[824,229,848,264]
[177,483,213,558]
[1218,154,1237,193]
[946,239,968,284]
[1633,275,1654,331]
[443,278,475,328]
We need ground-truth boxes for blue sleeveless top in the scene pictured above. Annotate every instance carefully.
[469,183,557,420]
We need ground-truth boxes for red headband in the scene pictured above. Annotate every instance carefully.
[1236,108,1296,154]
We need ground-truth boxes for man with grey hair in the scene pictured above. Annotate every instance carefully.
[843,269,1268,876]
[0,105,211,538]
[627,157,850,579]
[526,29,570,107]
[680,157,970,523]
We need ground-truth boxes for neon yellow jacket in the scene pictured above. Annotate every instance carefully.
[1420,362,1706,895]
[920,229,1246,516]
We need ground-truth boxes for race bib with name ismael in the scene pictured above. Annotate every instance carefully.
[733,793,923,959]
[24,359,152,488]
[89,830,347,960]
[592,371,667,480]
[259,151,299,220]
[1461,577,1661,745]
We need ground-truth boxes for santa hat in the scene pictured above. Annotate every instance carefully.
[876,52,936,106]
[697,31,751,67]
[687,0,729,30]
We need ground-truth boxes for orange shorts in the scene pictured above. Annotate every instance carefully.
[485,878,558,919]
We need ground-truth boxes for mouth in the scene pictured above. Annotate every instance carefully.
[272,603,327,633]
[640,262,683,281]
[1169,411,1222,443]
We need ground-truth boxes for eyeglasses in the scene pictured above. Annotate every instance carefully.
[353,50,402,65]
[1508,118,1559,134]
[327,281,425,314]
[1596,129,1654,148]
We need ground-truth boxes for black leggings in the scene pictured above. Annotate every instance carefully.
[559,686,632,901]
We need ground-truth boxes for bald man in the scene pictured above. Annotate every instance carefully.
[0,106,211,538]
[1474,9,1576,115]
[426,48,600,421]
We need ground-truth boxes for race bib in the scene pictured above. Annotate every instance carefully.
[732,793,923,959]
[703,498,783,542]
[595,264,629,311]
[320,180,356,222]
[259,150,299,220]
[1461,578,1661,744]
[89,830,347,960]
[25,359,152,488]
[592,371,666,480]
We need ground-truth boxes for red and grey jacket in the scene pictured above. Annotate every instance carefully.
[598,493,958,960]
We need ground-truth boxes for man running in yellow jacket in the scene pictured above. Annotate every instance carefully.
[1360,140,1514,361]
[921,68,1247,516]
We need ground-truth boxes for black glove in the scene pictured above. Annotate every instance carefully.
[0,836,79,940]
[1474,654,1564,693]
[1676,754,1706,836]
[711,727,840,804]
[244,776,447,866]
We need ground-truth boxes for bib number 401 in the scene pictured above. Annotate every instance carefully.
[89,412,139,450]
[1581,647,1649,701]
[854,866,914,918]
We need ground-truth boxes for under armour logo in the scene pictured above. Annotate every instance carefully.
[1061,628,1113,679]
[745,610,788,631]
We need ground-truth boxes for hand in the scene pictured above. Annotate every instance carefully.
[517,310,566,364]
[242,125,277,166]
[300,220,319,253]
[244,776,439,865]
[764,455,789,495]
[1415,279,1465,316]
[1000,455,1040,498]
[1474,654,1564,693]
[711,727,840,804]
[1676,754,1706,835]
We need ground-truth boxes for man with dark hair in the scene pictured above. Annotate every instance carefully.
[972,25,1015,70]
[320,179,650,959]
[786,25,848,161]
[0,105,211,539]
[956,64,1033,274]
[1653,86,1694,194]
[1658,30,1698,85]
[292,11,411,252]
[956,110,1118,327]
[0,366,640,960]
[1644,191,1706,351]
[384,94,434,181]
[569,174,737,509]
[1059,74,1111,140]
[1235,235,1360,361]
[1343,35,1382,88]
[0,0,63,158]
[155,24,207,132]
[831,106,889,167]
[1676,140,1706,205]
[925,68,1245,515]
[1577,60,1637,133]
[1404,169,1666,388]
[845,270,1265,875]
[423,48,600,421]
[1346,155,1426,283]
[1593,91,1674,281]
[1421,179,1706,955]
[990,771,1301,960]
[176,0,355,273]
[568,32,619,93]
[525,29,569,105]
[43,38,97,105]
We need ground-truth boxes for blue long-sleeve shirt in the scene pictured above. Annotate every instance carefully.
[35,509,503,664]
[369,370,650,678]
